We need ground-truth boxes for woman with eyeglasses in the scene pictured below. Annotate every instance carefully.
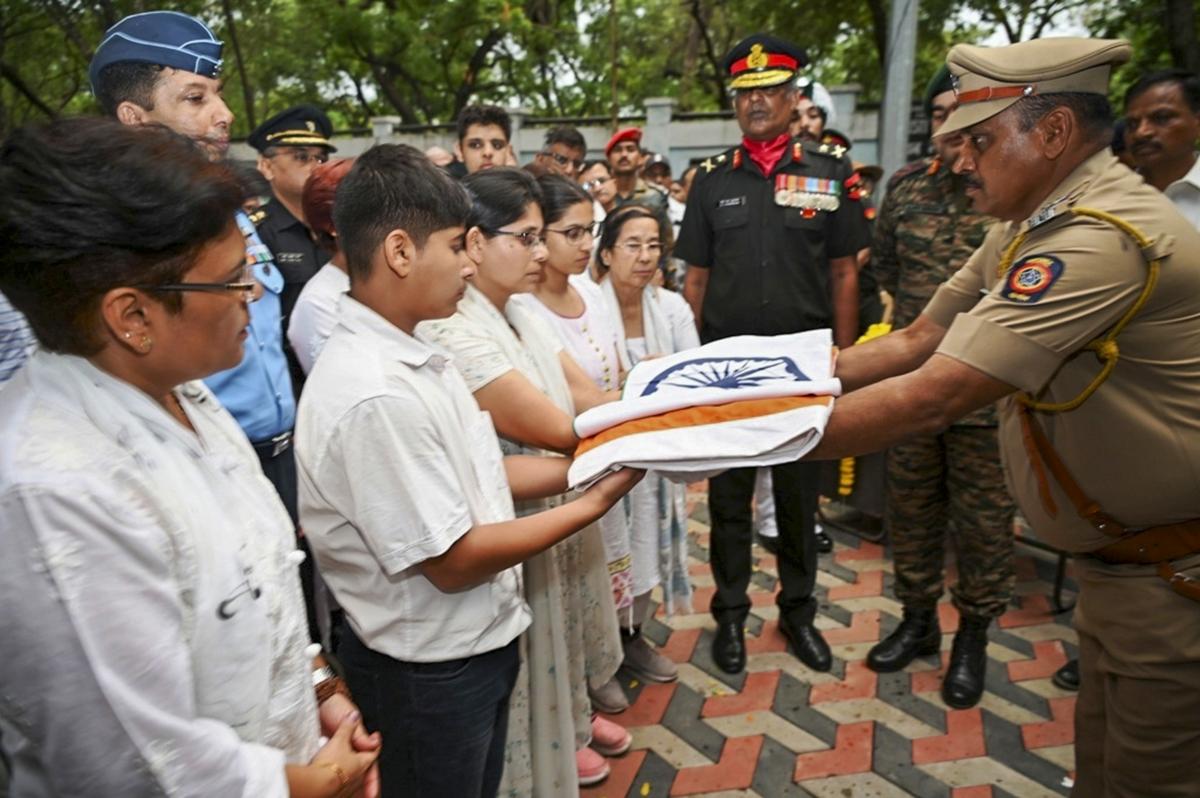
[515,175,636,719]
[595,204,700,656]
[0,118,379,797]
[420,167,627,791]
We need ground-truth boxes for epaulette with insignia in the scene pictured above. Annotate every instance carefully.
[248,208,268,226]
[698,148,736,176]
[810,142,846,161]
[886,158,934,190]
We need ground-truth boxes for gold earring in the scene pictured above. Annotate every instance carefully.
[139,335,153,353]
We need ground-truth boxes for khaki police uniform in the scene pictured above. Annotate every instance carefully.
[925,37,1200,797]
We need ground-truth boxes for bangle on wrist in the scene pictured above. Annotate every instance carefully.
[315,675,351,704]
[313,664,352,705]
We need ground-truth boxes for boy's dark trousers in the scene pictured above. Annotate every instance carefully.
[339,626,520,797]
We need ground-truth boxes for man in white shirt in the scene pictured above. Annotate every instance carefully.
[295,143,639,796]
[1125,69,1200,228]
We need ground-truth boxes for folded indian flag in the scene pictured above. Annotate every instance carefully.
[569,331,840,489]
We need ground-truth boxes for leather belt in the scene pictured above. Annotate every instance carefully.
[1020,406,1200,603]
[1091,522,1200,602]
[252,429,293,458]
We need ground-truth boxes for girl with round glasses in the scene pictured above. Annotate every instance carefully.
[420,167,628,791]
[516,175,636,717]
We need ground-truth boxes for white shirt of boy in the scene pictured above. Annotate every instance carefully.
[296,294,530,662]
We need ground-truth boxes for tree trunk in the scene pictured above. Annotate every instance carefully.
[1164,0,1200,73]
[0,59,57,119]
[220,0,257,130]
[453,28,503,117]
[688,0,727,109]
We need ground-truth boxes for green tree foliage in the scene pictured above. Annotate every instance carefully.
[0,0,1194,136]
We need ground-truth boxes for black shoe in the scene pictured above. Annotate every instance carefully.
[1052,659,1080,691]
[866,607,941,673]
[814,528,833,553]
[712,621,746,674]
[756,532,779,555]
[780,616,832,672]
[942,615,990,709]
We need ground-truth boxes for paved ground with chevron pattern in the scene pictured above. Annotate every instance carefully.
[584,483,1079,798]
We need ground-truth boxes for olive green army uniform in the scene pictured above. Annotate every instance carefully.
[926,148,1200,797]
[874,157,1015,619]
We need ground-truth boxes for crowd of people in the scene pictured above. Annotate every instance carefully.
[1,8,1199,798]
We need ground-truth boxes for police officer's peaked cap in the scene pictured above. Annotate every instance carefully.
[248,105,337,153]
[89,11,223,94]
[724,34,807,91]
[939,37,1131,136]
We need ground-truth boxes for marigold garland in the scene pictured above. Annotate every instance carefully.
[838,322,892,496]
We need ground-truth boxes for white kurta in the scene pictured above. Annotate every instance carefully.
[601,282,700,612]
[515,278,635,615]
[0,352,318,797]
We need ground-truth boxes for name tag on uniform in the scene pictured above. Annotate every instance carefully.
[718,196,746,208]
[774,175,841,213]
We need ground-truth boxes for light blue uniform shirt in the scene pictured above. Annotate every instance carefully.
[204,211,295,441]
[0,290,36,386]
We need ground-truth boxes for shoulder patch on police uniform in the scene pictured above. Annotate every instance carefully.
[1000,254,1064,303]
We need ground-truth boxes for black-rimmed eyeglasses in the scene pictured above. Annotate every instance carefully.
[546,222,601,244]
[140,264,259,302]
[487,229,547,249]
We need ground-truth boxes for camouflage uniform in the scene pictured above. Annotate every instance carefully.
[872,157,1015,619]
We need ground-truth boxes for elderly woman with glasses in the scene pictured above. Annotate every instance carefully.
[0,118,378,797]
[593,203,700,651]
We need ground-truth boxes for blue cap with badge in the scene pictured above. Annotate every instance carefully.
[89,11,223,94]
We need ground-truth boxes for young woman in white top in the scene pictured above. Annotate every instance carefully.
[420,168,629,790]
[287,157,355,375]
[0,118,378,798]
[516,174,643,715]
[594,204,701,683]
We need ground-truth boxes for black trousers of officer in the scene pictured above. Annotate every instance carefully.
[709,459,822,625]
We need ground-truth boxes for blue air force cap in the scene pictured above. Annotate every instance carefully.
[89,11,224,94]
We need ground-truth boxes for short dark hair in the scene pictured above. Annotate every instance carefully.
[1124,69,1200,113]
[456,104,512,143]
[0,117,243,356]
[229,160,270,201]
[544,125,586,152]
[535,174,591,226]
[334,144,471,283]
[463,167,543,232]
[594,204,659,276]
[1011,92,1113,142]
[93,62,166,116]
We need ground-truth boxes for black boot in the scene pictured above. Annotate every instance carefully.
[866,607,941,672]
[942,615,990,709]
